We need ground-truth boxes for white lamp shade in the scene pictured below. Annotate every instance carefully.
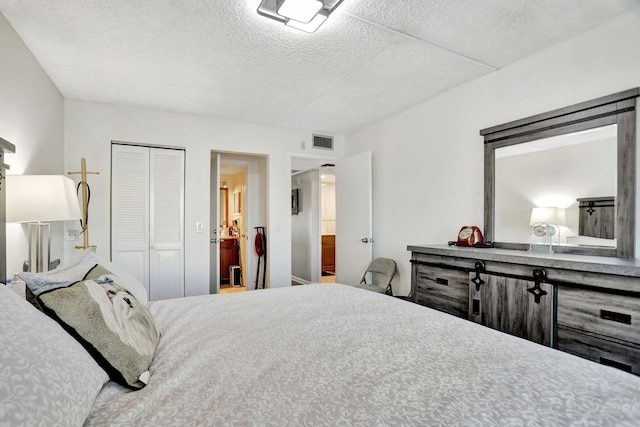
[530,207,566,226]
[6,175,82,222]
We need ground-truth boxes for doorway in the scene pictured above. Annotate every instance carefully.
[219,164,246,293]
[290,157,336,285]
[320,168,336,283]
[210,152,268,294]
[291,151,373,287]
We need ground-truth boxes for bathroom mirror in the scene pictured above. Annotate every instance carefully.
[220,188,228,226]
[481,88,638,258]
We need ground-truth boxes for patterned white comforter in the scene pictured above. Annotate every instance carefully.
[86,283,640,426]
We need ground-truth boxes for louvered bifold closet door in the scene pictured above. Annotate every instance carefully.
[149,148,185,300]
[111,145,151,296]
[111,144,185,301]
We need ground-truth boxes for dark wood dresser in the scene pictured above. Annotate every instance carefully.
[0,137,16,284]
[408,245,640,375]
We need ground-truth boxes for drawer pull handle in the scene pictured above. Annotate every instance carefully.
[435,278,448,286]
[527,269,548,304]
[600,357,632,373]
[600,309,631,325]
[471,261,485,291]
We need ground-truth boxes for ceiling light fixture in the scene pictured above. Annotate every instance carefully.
[257,0,344,33]
[277,0,323,23]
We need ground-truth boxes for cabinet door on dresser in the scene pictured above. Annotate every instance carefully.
[414,264,469,318]
[469,273,554,346]
[557,286,640,374]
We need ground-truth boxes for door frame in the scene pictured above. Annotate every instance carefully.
[211,151,267,293]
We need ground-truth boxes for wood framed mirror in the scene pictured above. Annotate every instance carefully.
[481,88,638,258]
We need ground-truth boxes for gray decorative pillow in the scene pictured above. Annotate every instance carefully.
[37,274,159,390]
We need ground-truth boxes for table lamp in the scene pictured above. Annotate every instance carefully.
[6,175,82,272]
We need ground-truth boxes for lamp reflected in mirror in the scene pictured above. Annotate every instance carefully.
[529,207,566,253]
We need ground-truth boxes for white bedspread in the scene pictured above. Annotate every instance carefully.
[86,283,640,426]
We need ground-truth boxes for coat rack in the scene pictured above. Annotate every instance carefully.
[68,158,99,249]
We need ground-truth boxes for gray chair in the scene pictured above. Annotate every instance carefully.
[355,258,397,296]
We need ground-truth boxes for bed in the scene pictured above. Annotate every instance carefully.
[3,252,640,426]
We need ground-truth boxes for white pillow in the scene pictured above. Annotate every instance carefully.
[19,248,149,306]
[0,283,109,426]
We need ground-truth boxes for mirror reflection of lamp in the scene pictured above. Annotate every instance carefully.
[529,207,566,253]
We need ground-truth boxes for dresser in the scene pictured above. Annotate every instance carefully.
[408,245,640,375]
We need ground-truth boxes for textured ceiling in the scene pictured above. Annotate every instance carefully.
[0,0,638,135]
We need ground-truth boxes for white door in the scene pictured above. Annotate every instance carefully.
[209,154,221,294]
[149,148,185,300]
[112,144,185,300]
[335,151,373,285]
[111,144,151,296]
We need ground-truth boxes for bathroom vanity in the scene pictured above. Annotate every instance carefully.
[220,237,239,284]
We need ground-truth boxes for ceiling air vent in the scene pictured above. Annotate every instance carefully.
[313,134,334,150]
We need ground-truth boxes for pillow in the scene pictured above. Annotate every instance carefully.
[36,274,160,390]
[81,249,149,306]
[19,253,101,298]
[19,248,149,307]
[0,283,109,426]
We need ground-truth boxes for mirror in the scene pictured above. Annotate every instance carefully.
[220,188,228,226]
[481,88,638,258]
[494,125,617,248]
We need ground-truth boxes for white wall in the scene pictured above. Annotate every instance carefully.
[63,100,344,296]
[0,13,66,277]
[345,11,640,296]
[291,170,320,283]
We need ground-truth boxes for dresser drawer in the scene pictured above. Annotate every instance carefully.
[557,326,640,375]
[557,286,640,345]
[415,265,468,318]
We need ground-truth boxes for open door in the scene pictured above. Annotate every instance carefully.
[209,153,221,294]
[335,151,373,284]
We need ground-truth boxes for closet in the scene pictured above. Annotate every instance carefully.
[111,143,185,300]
